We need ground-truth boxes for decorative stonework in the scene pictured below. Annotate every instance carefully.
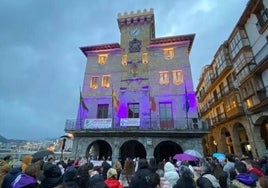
[129,38,141,53]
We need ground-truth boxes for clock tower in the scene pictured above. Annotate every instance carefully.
[117,9,155,53]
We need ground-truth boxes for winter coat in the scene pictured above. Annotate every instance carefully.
[230,173,258,188]
[173,176,196,188]
[89,174,108,188]
[196,173,220,188]
[163,162,179,187]
[105,178,123,188]
[159,177,172,188]
[128,168,155,188]
[11,174,39,188]
[63,181,80,188]
[119,171,133,188]
[0,163,12,187]
[2,167,22,188]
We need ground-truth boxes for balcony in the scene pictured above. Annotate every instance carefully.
[257,85,268,101]
[211,112,226,126]
[256,8,268,34]
[65,117,210,133]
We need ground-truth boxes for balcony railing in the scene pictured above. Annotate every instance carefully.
[257,85,268,101]
[255,42,268,65]
[65,117,210,132]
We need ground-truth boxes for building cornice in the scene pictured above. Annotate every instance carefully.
[147,34,195,53]
[80,43,122,56]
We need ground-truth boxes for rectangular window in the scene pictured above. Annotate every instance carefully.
[98,54,108,65]
[159,71,169,85]
[90,76,99,89]
[159,102,173,128]
[97,104,109,118]
[128,103,139,118]
[102,75,110,88]
[172,70,183,85]
[162,48,174,60]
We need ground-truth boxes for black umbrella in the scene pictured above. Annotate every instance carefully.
[32,150,54,159]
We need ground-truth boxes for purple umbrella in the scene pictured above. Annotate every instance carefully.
[173,153,198,161]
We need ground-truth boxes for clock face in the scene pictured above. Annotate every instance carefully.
[130,28,140,37]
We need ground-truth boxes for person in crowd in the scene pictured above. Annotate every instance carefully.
[2,160,22,188]
[211,158,228,188]
[11,162,41,188]
[21,155,33,173]
[113,161,123,180]
[148,158,158,173]
[78,156,87,167]
[241,158,264,181]
[102,160,112,180]
[133,157,139,172]
[259,175,268,188]
[89,166,108,188]
[196,161,220,188]
[155,168,171,188]
[173,165,196,188]
[39,163,63,188]
[3,155,13,166]
[76,163,92,188]
[128,158,158,188]
[163,161,179,187]
[0,160,12,187]
[260,157,268,176]
[104,168,123,188]
[223,153,235,186]
[230,161,258,188]
[62,166,80,188]
[119,158,135,188]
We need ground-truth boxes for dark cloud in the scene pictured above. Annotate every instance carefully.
[0,0,247,140]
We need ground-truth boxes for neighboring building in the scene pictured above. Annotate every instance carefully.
[196,0,268,159]
[65,9,209,162]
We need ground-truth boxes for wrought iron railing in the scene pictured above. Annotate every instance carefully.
[65,117,210,131]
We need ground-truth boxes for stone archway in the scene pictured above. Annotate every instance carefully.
[256,116,268,149]
[233,123,251,158]
[86,140,112,160]
[154,141,182,163]
[119,140,146,161]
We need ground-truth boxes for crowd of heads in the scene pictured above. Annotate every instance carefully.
[0,153,268,188]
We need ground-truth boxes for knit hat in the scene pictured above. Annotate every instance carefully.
[13,161,22,168]
[107,168,117,179]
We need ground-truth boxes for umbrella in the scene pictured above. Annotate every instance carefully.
[32,150,54,159]
[212,152,225,160]
[173,153,198,161]
[184,149,202,158]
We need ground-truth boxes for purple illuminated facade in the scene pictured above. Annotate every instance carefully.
[65,9,209,161]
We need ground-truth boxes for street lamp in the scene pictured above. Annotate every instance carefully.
[59,134,73,161]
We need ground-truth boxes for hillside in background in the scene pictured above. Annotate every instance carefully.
[0,135,8,143]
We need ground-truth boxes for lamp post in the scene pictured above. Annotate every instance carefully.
[59,134,73,161]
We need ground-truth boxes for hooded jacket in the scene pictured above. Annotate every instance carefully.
[2,167,22,188]
[11,174,39,188]
[230,173,257,188]
[104,178,123,188]
[163,162,179,187]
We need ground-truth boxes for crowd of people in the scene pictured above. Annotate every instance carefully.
[0,153,268,188]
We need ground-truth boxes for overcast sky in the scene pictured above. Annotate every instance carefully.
[0,0,248,140]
